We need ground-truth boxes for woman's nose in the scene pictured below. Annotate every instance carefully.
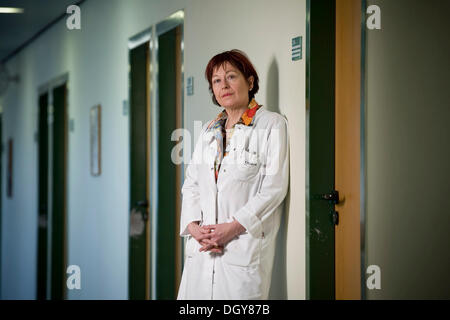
[221,78,229,88]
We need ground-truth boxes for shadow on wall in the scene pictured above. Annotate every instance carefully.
[265,57,289,300]
[265,57,280,114]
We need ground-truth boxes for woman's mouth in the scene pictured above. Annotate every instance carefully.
[222,93,232,98]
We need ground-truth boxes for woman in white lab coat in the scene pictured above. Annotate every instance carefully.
[177,49,289,300]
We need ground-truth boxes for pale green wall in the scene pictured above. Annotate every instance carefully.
[365,0,450,299]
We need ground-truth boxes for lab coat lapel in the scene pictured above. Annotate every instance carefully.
[206,136,218,188]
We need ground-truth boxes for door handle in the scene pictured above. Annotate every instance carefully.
[314,190,339,204]
[312,191,340,225]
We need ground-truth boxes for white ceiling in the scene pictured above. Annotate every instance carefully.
[0,0,85,63]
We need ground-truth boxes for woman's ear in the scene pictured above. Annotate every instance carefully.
[248,76,254,90]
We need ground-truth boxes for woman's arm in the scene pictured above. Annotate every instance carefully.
[179,124,208,237]
[231,117,289,239]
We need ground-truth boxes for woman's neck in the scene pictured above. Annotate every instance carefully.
[224,104,248,129]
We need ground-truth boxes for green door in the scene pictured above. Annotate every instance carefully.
[307,0,336,300]
[37,93,49,300]
[129,41,151,300]
[51,83,68,300]
[155,26,179,300]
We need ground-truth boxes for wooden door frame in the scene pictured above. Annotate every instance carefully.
[335,0,364,300]
[360,0,367,300]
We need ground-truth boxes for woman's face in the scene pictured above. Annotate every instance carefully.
[211,62,254,110]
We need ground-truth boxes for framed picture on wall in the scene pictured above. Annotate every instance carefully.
[90,104,101,176]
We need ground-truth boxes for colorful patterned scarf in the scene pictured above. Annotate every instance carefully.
[206,98,261,181]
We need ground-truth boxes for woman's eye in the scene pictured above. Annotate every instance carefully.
[227,75,235,80]
[213,79,220,84]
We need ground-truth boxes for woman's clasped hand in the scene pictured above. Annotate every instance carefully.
[187,220,246,254]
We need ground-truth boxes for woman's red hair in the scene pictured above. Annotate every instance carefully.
[205,49,259,106]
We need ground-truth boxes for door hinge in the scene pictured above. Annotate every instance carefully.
[333,211,339,225]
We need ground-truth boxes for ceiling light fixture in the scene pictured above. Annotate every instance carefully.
[0,7,24,14]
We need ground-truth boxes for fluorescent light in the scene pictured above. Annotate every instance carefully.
[0,7,24,14]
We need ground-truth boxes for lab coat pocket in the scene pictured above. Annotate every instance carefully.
[222,232,261,267]
[231,150,260,182]
[184,236,200,258]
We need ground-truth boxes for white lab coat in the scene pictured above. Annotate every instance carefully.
[177,108,289,300]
